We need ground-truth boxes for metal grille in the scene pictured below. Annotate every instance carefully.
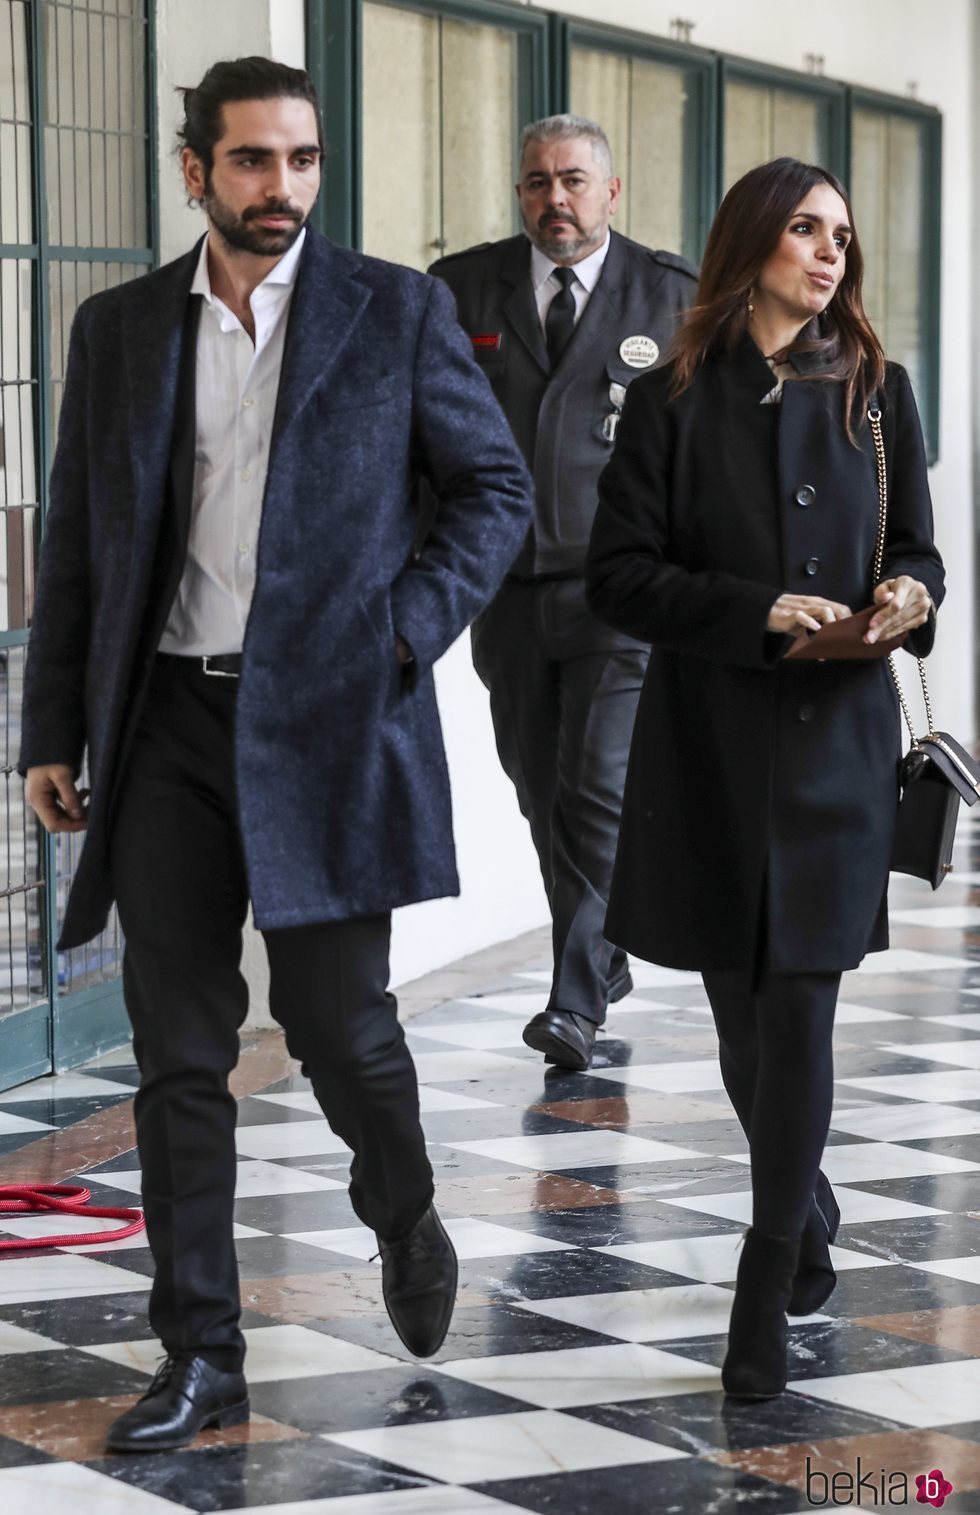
[0,0,153,1031]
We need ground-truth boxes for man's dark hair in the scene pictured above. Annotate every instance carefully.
[176,56,324,172]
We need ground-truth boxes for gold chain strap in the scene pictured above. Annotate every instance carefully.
[867,406,934,744]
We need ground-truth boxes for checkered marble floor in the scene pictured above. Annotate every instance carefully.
[4,825,980,1510]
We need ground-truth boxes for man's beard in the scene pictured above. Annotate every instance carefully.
[203,182,305,256]
[526,213,598,262]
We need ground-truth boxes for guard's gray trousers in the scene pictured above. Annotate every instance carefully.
[471,576,648,1025]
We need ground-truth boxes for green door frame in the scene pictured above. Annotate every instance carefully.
[0,0,159,1090]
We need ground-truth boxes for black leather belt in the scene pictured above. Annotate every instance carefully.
[157,652,243,679]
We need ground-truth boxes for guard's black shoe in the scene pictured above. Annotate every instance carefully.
[523,1008,597,1070]
[379,1204,457,1358]
[105,1353,248,1453]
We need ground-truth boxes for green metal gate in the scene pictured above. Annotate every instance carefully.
[0,0,157,1089]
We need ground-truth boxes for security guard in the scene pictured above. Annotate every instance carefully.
[431,114,697,1070]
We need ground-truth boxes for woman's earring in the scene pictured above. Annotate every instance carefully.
[747,290,755,315]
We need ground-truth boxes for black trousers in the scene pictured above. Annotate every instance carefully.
[701,967,840,1238]
[471,577,647,1025]
[109,657,434,1371]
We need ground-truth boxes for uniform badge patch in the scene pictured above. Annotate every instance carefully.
[619,335,659,368]
[471,334,502,350]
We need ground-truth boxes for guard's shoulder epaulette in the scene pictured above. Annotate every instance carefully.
[650,248,700,280]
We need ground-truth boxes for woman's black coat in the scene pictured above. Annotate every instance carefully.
[586,337,945,973]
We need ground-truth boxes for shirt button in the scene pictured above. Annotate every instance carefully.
[795,484,816,507]
[238,543,250,556]
[243,396,254,408]
[798,704,816,723]
[240,467,251,482]
[804,556,819,575]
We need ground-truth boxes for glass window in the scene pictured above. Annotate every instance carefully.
[570,36,711,262]
[362,2,522,269]
[723,68,842,189]
[850,102,939,456]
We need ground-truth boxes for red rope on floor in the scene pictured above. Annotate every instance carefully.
[0,1183,145,1251]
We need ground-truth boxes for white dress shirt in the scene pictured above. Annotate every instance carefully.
[530,233,611,333]
[159,227,306,657]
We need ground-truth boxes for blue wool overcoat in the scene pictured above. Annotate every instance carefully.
[19,230,532,949]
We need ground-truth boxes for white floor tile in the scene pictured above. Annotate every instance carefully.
[595,1232,745,1282]
[410,1050,532,1084]
[518,1282,745,1342]
[0,1253,150,1306]
[833,1002,908,1025]
[794,1359,980,1427]
[91,1159,347,1199]
[519,965,702,990]
[443,1131,703,1171]
[85,1324,398,1381]
[327,1409,684,1483]
[658,1188,945,1226]
[0,1215,266,1252]
[725,1142,980,1185]
[587,1061,726,1094]
[220,1492,532,1515]
[829,1102,980,1141]
[235,1120,352,1160]
[0,1111,55,1135]
[408,1021,528,1051]
[255,1087,499,1115]
[840,1069,980,1102]
[908,1255,980,1285]
[925,1013,980,1032]
[851,950,974,975]
[457,993,550,1017]
[0,1074,135,1105]
[437,1340,721,1406]
[884,1039,980,1069]
[890,907,980,929]
[286,1216,573,1262]
[0,1464,183,1513]
[0,1320,67,1355]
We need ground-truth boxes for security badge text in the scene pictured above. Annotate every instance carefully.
[619,335,659,368]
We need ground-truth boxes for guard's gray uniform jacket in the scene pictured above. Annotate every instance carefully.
[431,229,697,577]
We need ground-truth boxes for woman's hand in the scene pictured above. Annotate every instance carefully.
[865,577,933,645]
[767,594,853,636]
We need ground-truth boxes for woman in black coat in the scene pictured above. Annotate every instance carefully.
[586,158,945,1400]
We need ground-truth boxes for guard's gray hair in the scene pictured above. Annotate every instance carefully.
[519,114,614,179]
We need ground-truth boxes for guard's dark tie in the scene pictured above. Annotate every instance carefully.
[545,266,577,370]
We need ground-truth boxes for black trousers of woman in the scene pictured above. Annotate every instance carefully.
[701,967,840,1238]
[109,657,434,1373]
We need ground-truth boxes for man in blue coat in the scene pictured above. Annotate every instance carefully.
[20,58,531,1453]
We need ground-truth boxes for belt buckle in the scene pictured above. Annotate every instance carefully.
[201,655,239,679]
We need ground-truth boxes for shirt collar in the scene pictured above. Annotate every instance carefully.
[530,232,611,294]
[191,225,307,311]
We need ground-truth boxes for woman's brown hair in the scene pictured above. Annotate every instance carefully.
[672,157,885,435]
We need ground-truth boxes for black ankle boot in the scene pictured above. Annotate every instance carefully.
[788,1170,841,1316]
[722,1228,800,1401]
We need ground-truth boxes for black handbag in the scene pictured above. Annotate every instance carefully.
[867,406,980,888]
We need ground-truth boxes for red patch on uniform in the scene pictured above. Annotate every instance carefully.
[471,334,502,350]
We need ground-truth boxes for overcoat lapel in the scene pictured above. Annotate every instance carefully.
[268,233,372,455]
[499,238,549,376]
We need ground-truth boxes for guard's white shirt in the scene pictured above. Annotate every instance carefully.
[159,227,306,657]
[530,233,611,333]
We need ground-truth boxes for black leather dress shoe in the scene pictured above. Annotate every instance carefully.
[379,1204,458,1358]
[523,1008,597,1070]
[105,1353,248,1453]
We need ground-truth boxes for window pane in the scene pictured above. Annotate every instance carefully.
[724,79,827,187]
[851,107,927,394]
[571,43,703,260]
[0,645,48,1018]
[0,259,38,633]
[0,2,34,244]
[363,2,520,270]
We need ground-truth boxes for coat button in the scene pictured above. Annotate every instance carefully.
[804,556,819,575]
[795,484,817,507]
[798,704,816,722]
